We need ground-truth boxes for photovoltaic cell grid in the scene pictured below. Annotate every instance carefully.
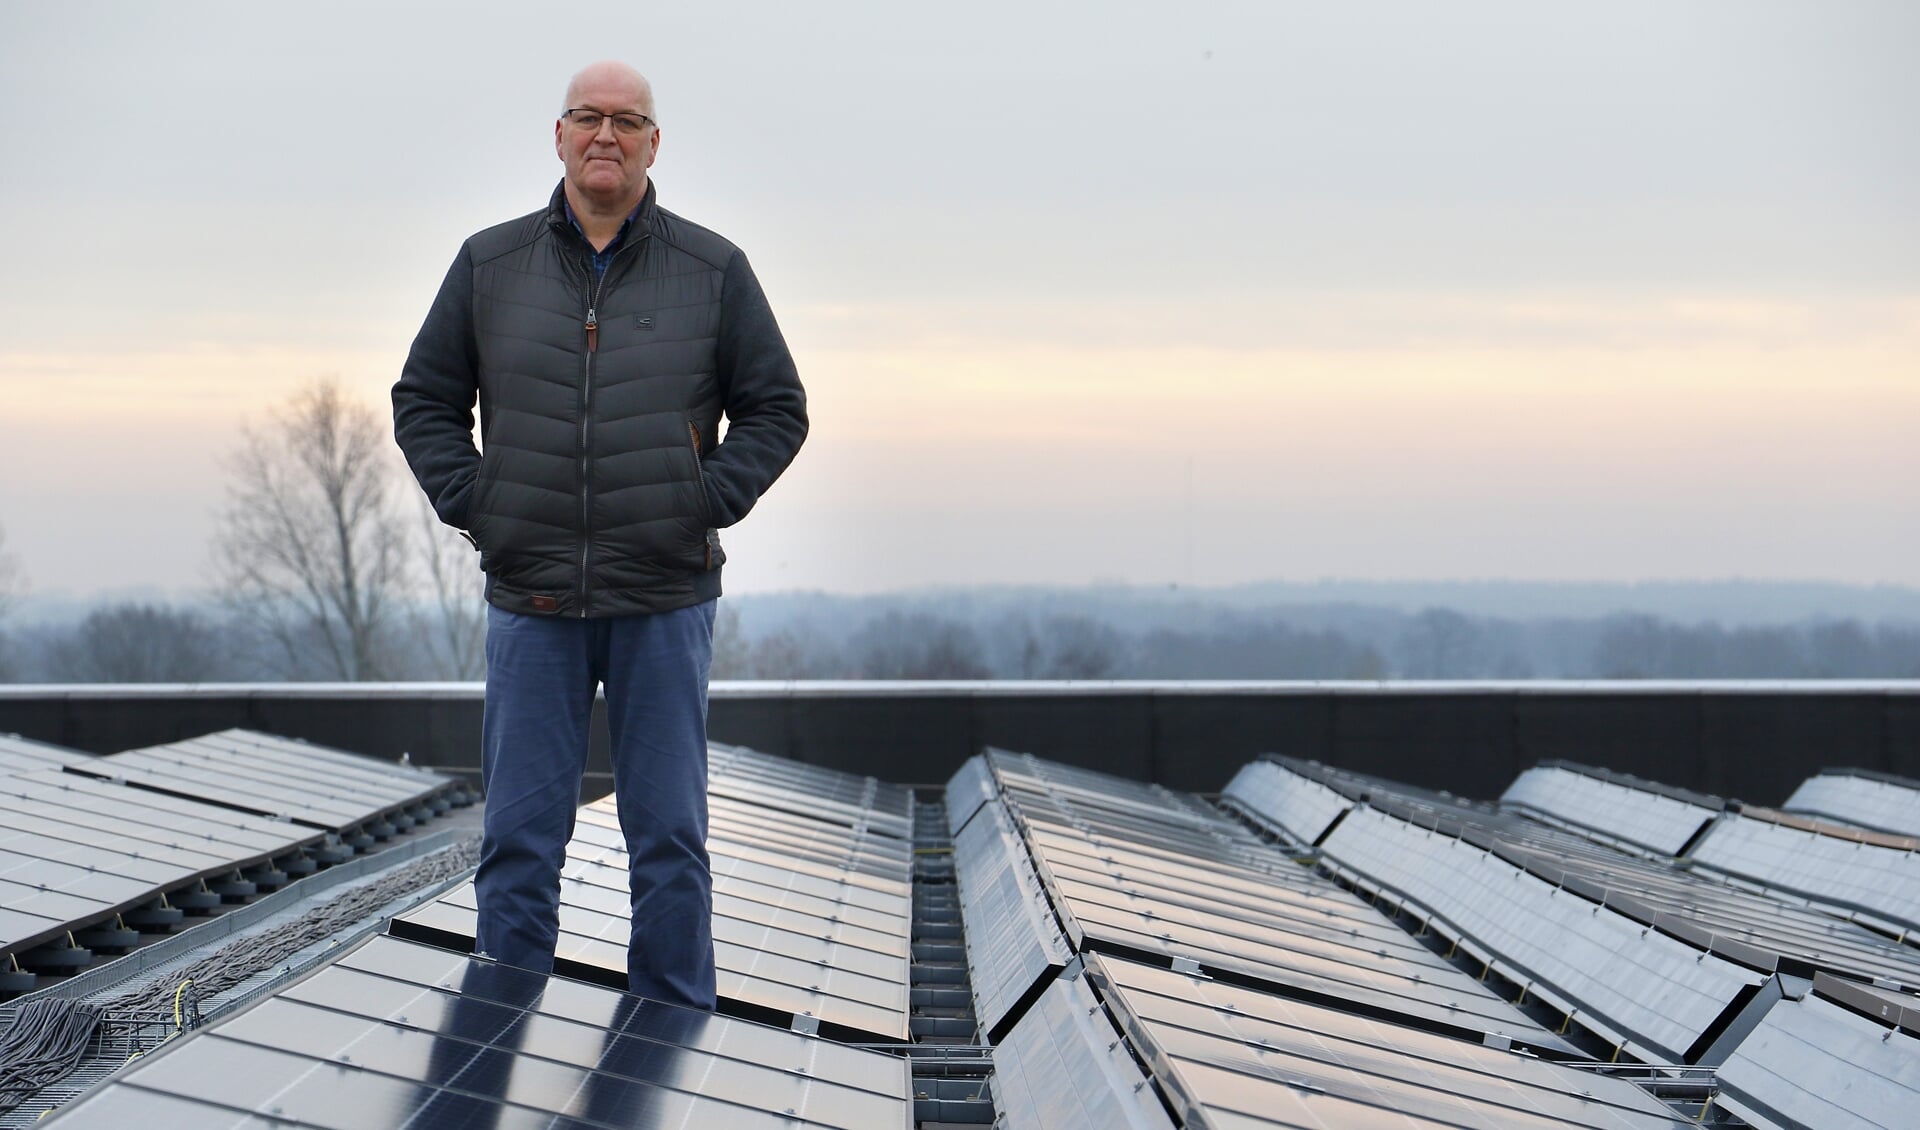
[1504,759,1920,941]
[1687,805,1920,938]
[69,728,455,831]
[989,971,1175,1130]
[0,734,92,777]
[0,761,325,964]
[1715,973,1920,1130]
[946,787,1071,1041]
[1084,953,1693,1130]
[1501,762,1721,857]
[1228,756,1920,1063]
[1784,767,1920,837]
[960,752,1703,1130]
[394,744,914,1042]
[42,933,913,1129]
[709,741,913,841]
[980,751,1578,1054]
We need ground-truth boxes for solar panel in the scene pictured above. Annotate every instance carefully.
[0,769,325,968]
[990,969,1176,1130]
[968,751,1579,1056]
[1502,762,1720,857]
[1714,973,1920,1130]
[1314,799,1763,1064]
[69,729,454,832]
[1686,806,1920,938]
[1219,757,1355,846]
[1783,768,1920,837]
[1238,756,1920,1064]
[42,933,914,1129]
[0,734,92,777]
[392,745,915,1043]
[950,792,1070,1041]
[944,752,999,837]
[1084,952,1695,1129]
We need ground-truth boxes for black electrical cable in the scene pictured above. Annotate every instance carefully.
[0,999,103,1111]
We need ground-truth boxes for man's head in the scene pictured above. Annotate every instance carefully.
[556,61,659,212]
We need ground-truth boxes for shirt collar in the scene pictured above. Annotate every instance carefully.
[563,196,646,247]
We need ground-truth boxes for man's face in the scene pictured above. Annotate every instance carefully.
[555,69,658,207]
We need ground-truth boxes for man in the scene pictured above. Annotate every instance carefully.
[392,61,807,1009]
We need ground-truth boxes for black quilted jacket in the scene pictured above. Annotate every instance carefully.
[392,181,808,618]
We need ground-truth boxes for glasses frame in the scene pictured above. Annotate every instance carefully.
[561,108,656,136]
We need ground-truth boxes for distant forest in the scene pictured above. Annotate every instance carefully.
[3,582,1919,683]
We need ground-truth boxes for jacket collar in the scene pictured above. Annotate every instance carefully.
[545,179,658,240]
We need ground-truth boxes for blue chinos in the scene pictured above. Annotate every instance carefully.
[474,600,718,1010]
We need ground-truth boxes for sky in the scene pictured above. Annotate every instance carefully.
[1,1,1916,600]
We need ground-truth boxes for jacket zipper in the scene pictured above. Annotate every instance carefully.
[575,234,647,616]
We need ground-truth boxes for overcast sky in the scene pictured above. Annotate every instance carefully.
[1,1,1915,599]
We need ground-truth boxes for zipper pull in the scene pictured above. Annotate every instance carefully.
[585,307,598,353]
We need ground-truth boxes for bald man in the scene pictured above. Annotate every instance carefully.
[393,62,808,1007]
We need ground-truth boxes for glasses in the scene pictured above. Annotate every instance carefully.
[561,108,655,136]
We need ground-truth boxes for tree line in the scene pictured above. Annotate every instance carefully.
[2,380,1918,683]
[710,602,1920,681]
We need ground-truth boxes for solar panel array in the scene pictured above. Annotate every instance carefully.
[950,749,1698,1128]
[0,729,469,991]
[1501,761,1722,857]
[15,722,1920,1126]
[0,741,335,980]
[394,741,916,1042]
[1783,767,1920,837]
[70,729,456,834]
[1715,973,1920,1129]
[42,933,914,1129]
[1687,805,1920,938]
[1224,755,1920,1066]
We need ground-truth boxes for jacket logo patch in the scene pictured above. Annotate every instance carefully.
[634,315,654,331]
[529,595,559,613]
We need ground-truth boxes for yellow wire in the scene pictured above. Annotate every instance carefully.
[173,979,194,1031]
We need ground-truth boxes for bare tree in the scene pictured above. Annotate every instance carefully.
[49,603,223,683]
[215,379,407,680]
[408,492,485,679]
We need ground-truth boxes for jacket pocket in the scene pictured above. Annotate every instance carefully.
[686,419,714,527]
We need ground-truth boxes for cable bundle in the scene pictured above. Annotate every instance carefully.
[0,999,104,1112]
[0,837,479,1114]
[114,838,479,1017]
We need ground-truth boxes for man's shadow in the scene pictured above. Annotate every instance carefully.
[410,953,716,1127]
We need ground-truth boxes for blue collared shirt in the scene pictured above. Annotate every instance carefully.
[564,198,644,278]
